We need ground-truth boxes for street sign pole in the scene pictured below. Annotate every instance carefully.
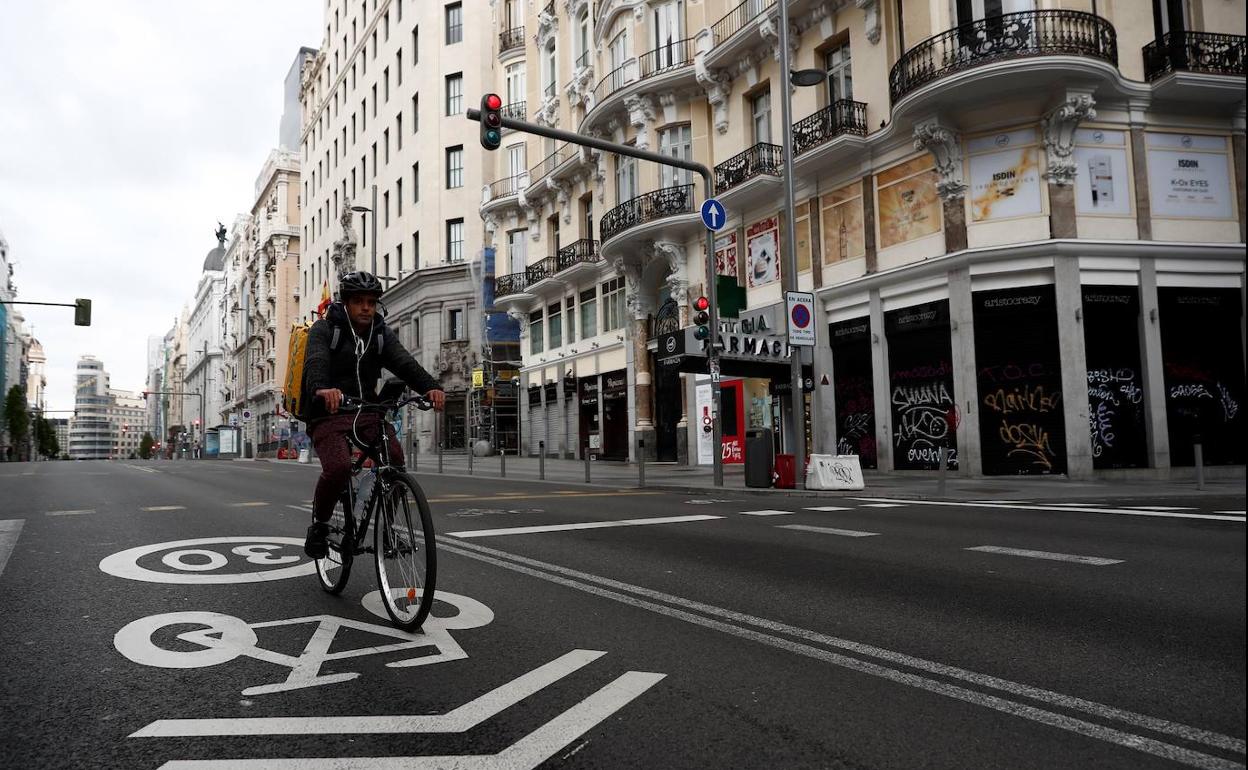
[468,106,724,486]
[778,0,807,467]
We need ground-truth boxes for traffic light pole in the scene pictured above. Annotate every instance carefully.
[468,107,724,486]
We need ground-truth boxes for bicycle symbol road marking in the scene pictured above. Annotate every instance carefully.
[114,591,494,695]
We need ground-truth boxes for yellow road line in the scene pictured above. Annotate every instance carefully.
[428,491,664,504]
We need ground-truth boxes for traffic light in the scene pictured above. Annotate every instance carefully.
[693,296,711,341]
[479,93,503,150]
[74,298,92,326]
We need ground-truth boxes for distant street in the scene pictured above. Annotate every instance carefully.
[0,459,1244,769]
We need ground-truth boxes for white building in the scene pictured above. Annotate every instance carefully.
[184,234,228,437]
[69,355,111,460]
[107,389,147,459]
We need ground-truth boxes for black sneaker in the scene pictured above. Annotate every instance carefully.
[304,521,330,559]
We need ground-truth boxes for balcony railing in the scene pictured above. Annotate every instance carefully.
[600,184,695,243]
[1143,31,1246,80]
[714,142,782,193]
[530,142,575,185]
[543,81,557,100]
[592,61,637,106]
[889,10,1117,104]
[555,239,601,271]
[527,256,557,284]
[792,100,868,156]
[638,38,695,79]
[496,272,528,299]
[711,0,774,45]
[501,100,526,121]
[499,27,525,54]
[488,174,524,200]
[575,49,592,71]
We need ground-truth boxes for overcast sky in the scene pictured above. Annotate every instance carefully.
[1,1,322,414]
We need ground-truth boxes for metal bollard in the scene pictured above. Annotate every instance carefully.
[539,441,545,480]
[638,439,646,488]
[1194,441,1205,490]
[584,442,591,483]
[468,440,474,475]
[413,436,418,472]
[437,414,444,474]
[936,445,949,497]
[500,446,506,478]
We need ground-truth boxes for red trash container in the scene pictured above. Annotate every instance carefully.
[773,453,796,489]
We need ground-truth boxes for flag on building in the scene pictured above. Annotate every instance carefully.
[316,280,331,317]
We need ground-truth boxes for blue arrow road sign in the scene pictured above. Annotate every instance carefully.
[700,198,726,231]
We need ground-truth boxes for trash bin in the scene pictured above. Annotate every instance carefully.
[774,453,797,489]
[745,428,774,488]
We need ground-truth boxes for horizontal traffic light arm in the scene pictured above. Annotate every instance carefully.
[0,298,92,326]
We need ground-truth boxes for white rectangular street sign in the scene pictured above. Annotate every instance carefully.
[785,291,816,347]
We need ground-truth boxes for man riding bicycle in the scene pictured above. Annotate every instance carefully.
[301,270,445,558]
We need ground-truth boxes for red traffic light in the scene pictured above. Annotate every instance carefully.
[485,93,502,110]
[694,296,709,312]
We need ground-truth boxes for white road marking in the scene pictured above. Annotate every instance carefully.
[438,538,1246,763]
[229,502,270,508]
[851,497,1247,523]
[153,670,665,770]
[124,464,158,474]
[47,509,96,516]
[780,524,880,538]
[1127,506,1194,511]
[0,520,25,578]
[287,505,314,513]
[446,514,721,539]
[1215,510,1245,516]
[99,537,315,584]
[739,509,793,516]
[132,649,605,736]
[141,505,186,511]
[804,506,854,511]
[21,472,34,476]
[860,503,904,508]
[966,546,1123,566]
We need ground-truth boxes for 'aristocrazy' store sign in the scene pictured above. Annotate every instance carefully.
[967,128,1043,222]
[1146,133,1234,220]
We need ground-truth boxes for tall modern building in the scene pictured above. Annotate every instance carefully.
[69,355,111,459]
[483,0,1246,477]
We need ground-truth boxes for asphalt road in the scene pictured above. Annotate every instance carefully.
[0,459,1243,769]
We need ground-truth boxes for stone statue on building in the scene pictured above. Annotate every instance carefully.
[331,199,358,273]
[214,222,227,247]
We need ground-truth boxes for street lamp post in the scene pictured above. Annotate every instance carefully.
[350,184,378,276]
[777,0,807,465]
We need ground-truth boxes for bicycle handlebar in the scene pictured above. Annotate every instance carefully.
[339,394,434,413]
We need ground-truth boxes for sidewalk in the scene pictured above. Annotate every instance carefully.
[397,452,1246,501]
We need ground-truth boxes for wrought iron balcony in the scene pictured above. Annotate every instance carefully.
[555,239,601,272]
[715,142,782,193]
[1143,31,1246,80]
[488,174,524,200]
[638,38,695,79]
[711,0,774,45]
[575,49,592,71]
[792,100,868,156]
[501,101,526,121]
[889,10,1117,104]
[543,81,557,100]
[592,61,637,106]
[499,27,525,55]
[527,256,557,285]
[529,143,575,185]
[495,271,529,299]
[600,184,695,243]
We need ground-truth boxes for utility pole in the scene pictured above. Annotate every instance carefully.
[201,340,209,457]
[778,0,807,465]
[241,277,251,458]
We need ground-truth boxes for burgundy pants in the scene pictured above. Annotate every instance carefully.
[309,413,405,521]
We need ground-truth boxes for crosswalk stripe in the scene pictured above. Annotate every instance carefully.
[779,524,880,538]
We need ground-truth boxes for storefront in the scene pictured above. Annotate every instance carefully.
[526,384,543,455]
[829,317,877,468]
[1159,288,1246,466]
[578,375,600,457]
[885,300,957,470]
[600,370,629,460]
[973,285,1067,475]
[1082,287,1148,469]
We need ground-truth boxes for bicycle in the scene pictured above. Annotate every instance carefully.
[313,386,437,632]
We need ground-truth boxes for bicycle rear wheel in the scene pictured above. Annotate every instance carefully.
[373,473,436,631]
[315,493,354,594]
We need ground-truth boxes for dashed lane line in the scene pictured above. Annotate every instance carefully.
[427,491,664,504]
[1216,510,1246,515]
[804,506,854,512]
[0,520,24,578]
[966,545,1124,566]
[140,506,186,512]
[1126,506,1195,511]
[739,510,794,517]
[779,524,880,538]
[446,514,722,539]
[851,497,1246,523]
[860,503,905,508]
[229,502,271,508]
[47,509,96,516]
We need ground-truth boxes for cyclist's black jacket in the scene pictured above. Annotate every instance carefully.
[303,302,440,423]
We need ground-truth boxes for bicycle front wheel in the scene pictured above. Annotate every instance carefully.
[373,473,436,631]
[315,493,354,594]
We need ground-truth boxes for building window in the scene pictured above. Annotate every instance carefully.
[445,72,463,115]
[412,162,419,201]
[446,218,464,262]
[412,231,420,266]
[601,278,624,332]
[397,178,403,215]
[826,42,852,103]
[446,145,463,188]
[411,94,419,133]
[505,62,526,105]
[448,308,465,340]
[507,228,527,274]
[411,26,419,64]
[396,243,404,277]
[565,296,576,340]
[445,2,463,44]
[529,311,544,355]
[615,154,636,203]
[396,51,402,86]
[548,302,562,349]
[383,128,390,163]
[579,288,598,339]
[659,124,692,187]
[372,83,377,116]
[383,66,390,102]
[396,113,402,149]
[411,314,421,349]
[543,43,557,98]
[751,89,771,144]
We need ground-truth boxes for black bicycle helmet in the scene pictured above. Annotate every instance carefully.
[338,270,384,299]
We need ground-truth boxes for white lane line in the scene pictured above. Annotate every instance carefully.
[124,464,158,474]
[804,506,854,512]
[1215,510,1245,516]
[20,472,34,476]
[132,649,606,737]
[1127,506,1194,511]
[970,499,1027,504]
[47,509,96,516]
[0,520,25,578]
[860,503,904,508]
[966,546,1123,566]
[229,502,270,508]
[780,524,880,538]
[140,506,186,512]
[446,514,722,539]
[287,505,314,513]
[739,510,793,517]
[439,538,1245,766]
[851,497,1247,523]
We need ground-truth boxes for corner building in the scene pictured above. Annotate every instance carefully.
[484,0,1246,477]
